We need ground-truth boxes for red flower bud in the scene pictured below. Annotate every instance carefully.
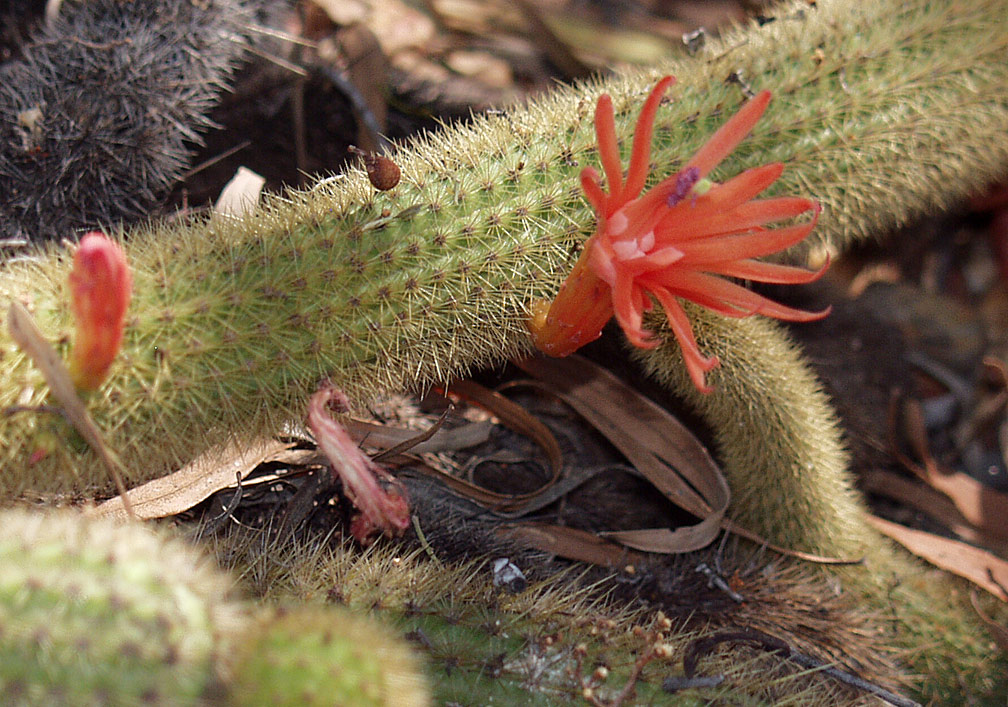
[68,231,132,391]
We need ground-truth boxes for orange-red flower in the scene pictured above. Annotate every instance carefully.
[68,231,132,391]
[529,76,828,392]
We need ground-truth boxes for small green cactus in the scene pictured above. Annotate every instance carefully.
[227,607,429,707]
[0,508,239,705]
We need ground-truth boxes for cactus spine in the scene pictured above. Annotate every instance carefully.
[0,508,239,705]
[0,0,252,242]
[0,0,1003,701]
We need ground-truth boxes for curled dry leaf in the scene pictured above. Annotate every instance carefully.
[514,354,729,554]
[511,355,860,565]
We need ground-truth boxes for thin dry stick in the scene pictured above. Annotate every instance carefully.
[6,303,134,518]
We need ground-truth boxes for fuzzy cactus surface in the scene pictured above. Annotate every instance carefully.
[228,607,430,707]
[0,508,238,705]
[0,1,1004,702]
[0,0,1006,563]
[0,0,253,242]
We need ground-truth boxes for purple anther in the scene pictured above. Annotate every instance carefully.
[666,167,701,208]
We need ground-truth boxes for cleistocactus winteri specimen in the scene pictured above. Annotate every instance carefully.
[227,606,429,707]
[1,0,1005,557]
[0,5,1007,701]
[0,0,994,700]
[0,508,241,705]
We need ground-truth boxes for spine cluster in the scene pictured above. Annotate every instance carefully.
[228,607,430,707]
[0,0,252,242]
[0,509,233,704]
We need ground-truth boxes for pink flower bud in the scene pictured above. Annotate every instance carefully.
[68,231,132,391]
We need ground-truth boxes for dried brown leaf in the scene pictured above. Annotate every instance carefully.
[867,514,1008,601]
[514,355,729,553]
[893,396,1008,542]
[503,523,645,568]
[861,469,1008,556]
[346,418,493,456]
[213,166,265,217]
[93,438,292,521]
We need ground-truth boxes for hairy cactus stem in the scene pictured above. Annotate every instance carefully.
[0,0,1005,564]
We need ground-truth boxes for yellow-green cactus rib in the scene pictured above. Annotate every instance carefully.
[0,0,1006,563]
[227,607,430,707]
[0,508,241,705]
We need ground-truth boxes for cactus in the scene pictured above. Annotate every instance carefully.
[0,0,253,242]
[213,531,909,706]
[227,606,429,707]
[0,0,1004,544]
[0,508,240,705]
[0,0,1006,701]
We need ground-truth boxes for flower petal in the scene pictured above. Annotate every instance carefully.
[659,196,817,244]
[678,218,819,264]
[624,76,676,201]
[649,288,719,393]
[594,93,624,208]
[611,277,657,348]
[68,231,132,391]
[580,168,606,212]
[696,163,783,211]
[686,90,771,177]
[662,270,829,321]
[714,257,829,284]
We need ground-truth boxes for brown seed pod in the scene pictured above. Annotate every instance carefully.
[349,146,400,191]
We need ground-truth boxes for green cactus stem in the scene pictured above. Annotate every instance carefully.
[0,508,240,705]
[212,529,916,706]
[0,4,1007,701]
[1,0,1005,547]
[227,606,430,707]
